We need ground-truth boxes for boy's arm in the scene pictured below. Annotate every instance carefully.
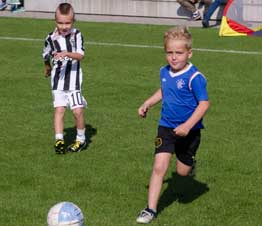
[53,51,84,61]
[174,100,210,136]
[43,36,53,77]
[44,60,52,77]
[138,88,162,118]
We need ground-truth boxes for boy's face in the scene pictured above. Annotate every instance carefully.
[165,39,192,72]
[55,10,74,36]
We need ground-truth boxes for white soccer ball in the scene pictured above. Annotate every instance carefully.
[47,202,84,226]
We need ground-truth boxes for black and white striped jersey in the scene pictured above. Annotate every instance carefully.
[43,28,85,91]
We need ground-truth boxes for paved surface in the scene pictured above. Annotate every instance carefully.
[0,10,220,28]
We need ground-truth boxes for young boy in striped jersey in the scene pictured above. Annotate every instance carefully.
[42,3,87,154]
[136,26,209,223]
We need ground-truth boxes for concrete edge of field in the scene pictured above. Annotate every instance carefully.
[0,10,221,28]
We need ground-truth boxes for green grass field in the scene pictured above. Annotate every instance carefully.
[0,17,262,226]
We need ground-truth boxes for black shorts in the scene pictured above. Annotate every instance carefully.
[155,126,201,166]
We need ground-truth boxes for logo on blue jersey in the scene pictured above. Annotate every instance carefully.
[176,79,185,89]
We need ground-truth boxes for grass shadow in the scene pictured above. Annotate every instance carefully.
[157,172,209,214]
[64,124,97,150]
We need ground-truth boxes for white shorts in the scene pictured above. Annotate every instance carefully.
[52,90,87,110]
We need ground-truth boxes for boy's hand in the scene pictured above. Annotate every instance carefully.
[173,123,190,137]
[138,103,149,118]
[44,65,52,77]
[53,51,83,61]
[53,51,67,60]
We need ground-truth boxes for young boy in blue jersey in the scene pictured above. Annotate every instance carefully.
[136,26,210,224]
[43,3,87,154]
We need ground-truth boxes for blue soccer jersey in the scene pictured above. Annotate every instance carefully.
[159,63,208,130]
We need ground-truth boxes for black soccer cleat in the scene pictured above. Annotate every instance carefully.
[54,139,65,154]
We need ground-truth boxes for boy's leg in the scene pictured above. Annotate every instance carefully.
[54,107,66,154]
[67,107,86,152]
[175,130,200,176]
[66,90,87,152]
[148,152,172,210]
[54,107,66,136]
[176,159,192,176]
[73,107,85,130]
[137,126,175,223]
[137,152,172,224]
[73,107,86,143]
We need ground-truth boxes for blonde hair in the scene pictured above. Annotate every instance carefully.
[164,26,192,50]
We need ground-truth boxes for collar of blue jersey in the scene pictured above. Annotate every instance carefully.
[169,62,193,78]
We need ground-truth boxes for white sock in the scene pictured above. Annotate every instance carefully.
[76,128,86,143]
[55,133,63,140]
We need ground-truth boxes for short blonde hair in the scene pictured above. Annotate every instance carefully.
[164,26,192,50]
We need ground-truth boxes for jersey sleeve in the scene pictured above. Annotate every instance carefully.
[75,31,85,56]
[42,35,52,62]
[190,73,209,101]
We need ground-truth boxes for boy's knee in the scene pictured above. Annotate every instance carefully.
[73,108,84,117]
[176,161,192,176]
[55,107,65,115]
[176,168,190,177]
[153,164,168,177]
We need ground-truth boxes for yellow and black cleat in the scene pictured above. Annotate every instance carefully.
[67,140,87,153]
[54,139,65,154]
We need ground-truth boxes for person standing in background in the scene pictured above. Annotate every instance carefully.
[202,0,228,28]
[177,0,212,21]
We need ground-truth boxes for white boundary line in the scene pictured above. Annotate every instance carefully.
[1,36,262,55]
